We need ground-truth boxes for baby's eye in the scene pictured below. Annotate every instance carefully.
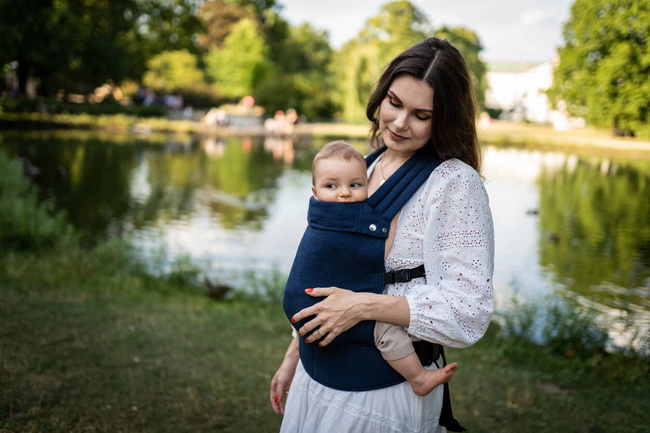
[350,183,363,188]
[326,183,337,189]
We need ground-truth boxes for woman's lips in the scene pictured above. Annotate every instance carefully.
[388,129,408,141]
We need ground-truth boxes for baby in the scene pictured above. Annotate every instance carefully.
[309,140,458,396]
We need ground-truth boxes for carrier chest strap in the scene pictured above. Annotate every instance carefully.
[384,264,426,284]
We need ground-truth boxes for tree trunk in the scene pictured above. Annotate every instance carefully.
[17,57,30,96]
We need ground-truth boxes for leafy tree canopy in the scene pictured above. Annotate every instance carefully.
[360,0,431,66]
[226,0,288,60]
[334,1,487,122]
[197,0,255,49]
[0,0,137,95]
[205,18,271,99]
[276,23,332,73]
[142,50,205,93]
[548,0,650,137]
[121,0,204,79]
[0,0,204,95]
[335,1,431,122]
[255,23,337,119]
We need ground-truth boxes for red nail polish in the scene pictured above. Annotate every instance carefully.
[304,338,309,343]
[297,331,301,336]
[318,343,322,347]
[305,288,313,293]
[291,317,295,323]
[274,395,279,403]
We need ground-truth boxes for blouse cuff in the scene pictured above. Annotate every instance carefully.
[405,293,420,337]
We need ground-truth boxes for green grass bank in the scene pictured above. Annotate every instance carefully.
[1,153,648,432]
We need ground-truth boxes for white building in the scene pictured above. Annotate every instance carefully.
[485,60,584,130]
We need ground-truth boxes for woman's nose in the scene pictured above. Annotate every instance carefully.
[394,111,408,130]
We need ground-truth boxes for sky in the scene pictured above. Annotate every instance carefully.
[278,0,575,64]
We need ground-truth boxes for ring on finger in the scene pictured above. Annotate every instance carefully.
[317,328,324,336]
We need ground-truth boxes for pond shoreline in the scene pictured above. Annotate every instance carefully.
[2,112,650,156]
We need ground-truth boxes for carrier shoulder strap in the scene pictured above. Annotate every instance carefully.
[365,146,442,222]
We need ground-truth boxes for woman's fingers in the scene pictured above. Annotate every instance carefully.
[269,379,281,414]
[314,330,336,347]
[301,325,330,344]
[293,286,362,345]
[270,379,289,414]
[290,287,332,324]
[270,338,299,415]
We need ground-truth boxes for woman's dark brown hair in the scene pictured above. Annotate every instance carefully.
[366,37,481,173]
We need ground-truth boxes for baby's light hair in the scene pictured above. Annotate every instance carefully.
[312,141,366,185]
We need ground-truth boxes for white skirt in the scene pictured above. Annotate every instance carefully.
[280,360,447,433]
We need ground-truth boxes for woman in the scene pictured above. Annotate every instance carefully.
[271,38,494,433]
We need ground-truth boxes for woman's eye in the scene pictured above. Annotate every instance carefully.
[388,97,401,107]
[415,113,431,121]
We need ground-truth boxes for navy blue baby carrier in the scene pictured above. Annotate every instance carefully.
[283,145,442,391]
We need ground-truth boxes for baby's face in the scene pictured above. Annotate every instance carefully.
[312,157,368,203]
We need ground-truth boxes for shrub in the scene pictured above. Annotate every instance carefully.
[542,296,609,358]
[0,153,77,251]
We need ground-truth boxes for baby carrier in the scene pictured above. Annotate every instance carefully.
[283,145,442,391]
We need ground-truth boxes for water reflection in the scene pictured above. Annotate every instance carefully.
[2,136,141,241]
[538,157,650,305]
[483,147,650,349]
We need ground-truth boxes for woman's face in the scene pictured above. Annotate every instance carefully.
[379,74,434,158]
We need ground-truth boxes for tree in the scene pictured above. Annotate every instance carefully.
[0,0,205,95]
[205,18,271,99]
[334,1,431,122]
[197,0,255,49]
[548,0,650,137]
[255,23,338,119]
[435,26,488,110]
[360,0,431,67]
[142,50,205,93]
[229,0,288,60]
[198,0,288,59]
[0,0,136,95]
[120,0,204,80]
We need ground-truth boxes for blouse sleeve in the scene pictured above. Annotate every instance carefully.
[403,160,494,348]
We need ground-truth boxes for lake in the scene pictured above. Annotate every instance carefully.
[2,131,649,351]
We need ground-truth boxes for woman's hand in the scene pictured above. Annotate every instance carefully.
[291,287,367,347]
[270,338,299,415]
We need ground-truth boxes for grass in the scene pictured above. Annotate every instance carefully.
[0,254,290,433]
[1,152,648,432]
[446,321,649,433]
[2,254,648,433]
